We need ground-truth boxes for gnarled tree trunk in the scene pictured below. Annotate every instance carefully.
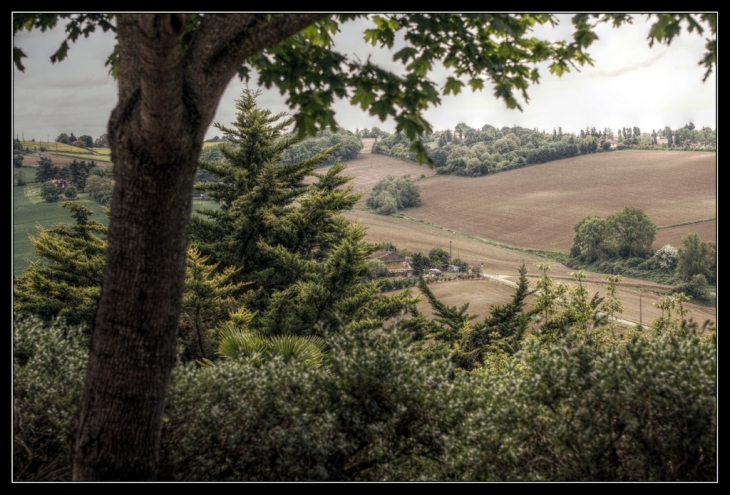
[73,13,327,480]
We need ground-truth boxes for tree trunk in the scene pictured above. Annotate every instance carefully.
[73,14,201,480]
[72,13,328,480]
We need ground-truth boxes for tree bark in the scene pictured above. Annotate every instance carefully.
[72,13,327,480]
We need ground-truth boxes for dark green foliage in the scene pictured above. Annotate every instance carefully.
[190,89,415,337]
[13,316,88,481]
[15,313,715,481]
[159,325,458,480]
[428,247,449,270]
[63,185,77,199]
[612,207,656,258]
[417,265,533,371]
[572,207,656,262]
[366,174,421,215]
[279,128,363,166]
[36,157,59,183]
[78,135,93,147]
[671,274,710,301]
[15,170,26,186]
[474,264,532,355]
[14,154,24,167]
[410,252,430,275]
[416,276,476,343]
[68,159,95,190]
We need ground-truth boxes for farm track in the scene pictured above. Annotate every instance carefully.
[347,149,715,326]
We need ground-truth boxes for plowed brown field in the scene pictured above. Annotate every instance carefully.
[315,153,436,199]
[655,220,716,247]
[406,150,715,251]
[344,149,715,328]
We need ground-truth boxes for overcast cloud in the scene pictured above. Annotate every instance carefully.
[13,14,716,142]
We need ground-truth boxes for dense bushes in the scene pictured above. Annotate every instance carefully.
[372,124,715,179]
[13,317,88,481]
[572,207,656,262]
[366,175,421,215]
[14,315,716,481]
[280,129,362,166]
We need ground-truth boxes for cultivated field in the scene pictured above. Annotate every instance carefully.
[342,148,716,328]
[390,275,715,328]
[316,153,437,199]
[20,153,113,168]
[403,150,715,251]
[655,220,716,247]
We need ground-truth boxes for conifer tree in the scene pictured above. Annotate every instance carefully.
[190,89,418,336]
[14,202,107,327]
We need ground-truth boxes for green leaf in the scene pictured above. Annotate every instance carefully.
[468,78,484,91]
[13,46,26,72]
[443,77,464,96]
[350,86,376,111]
[50,40,69,64]
[393,46,417,63]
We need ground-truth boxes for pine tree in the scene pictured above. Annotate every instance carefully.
[179,248,249,361]
[14,202,107,327]
[190,89,417,337]
[477,264,533,354]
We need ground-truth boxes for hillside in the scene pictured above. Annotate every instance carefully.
[403,150,715,251]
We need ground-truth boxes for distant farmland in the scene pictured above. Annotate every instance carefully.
[404,150,715,251]
[314,152,437,199]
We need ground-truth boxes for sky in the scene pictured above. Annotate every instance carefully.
[13,14,717,143]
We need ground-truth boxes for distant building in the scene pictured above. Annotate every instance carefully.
[367,249,412,277]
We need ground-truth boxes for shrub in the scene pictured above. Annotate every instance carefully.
[654,244,679,271]
[40,181,61,202]
[671,274,710,301]
[63,185,78,199]
[14,170,26,186]
[676,233,716,283]
[366,175,421,215]
[159,325,458,481]
[459,326,716,481]
[13,316,88,480]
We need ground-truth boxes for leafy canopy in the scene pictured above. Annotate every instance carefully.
[14,13,717,164]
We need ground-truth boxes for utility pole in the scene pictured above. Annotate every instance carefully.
[640,295,642,326]
[449,240,452,263]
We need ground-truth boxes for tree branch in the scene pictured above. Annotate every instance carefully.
[183,14,330,111]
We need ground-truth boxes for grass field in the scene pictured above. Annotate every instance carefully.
[19,140,90,154]
[13,184,109,277]
[399,150,715,251]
